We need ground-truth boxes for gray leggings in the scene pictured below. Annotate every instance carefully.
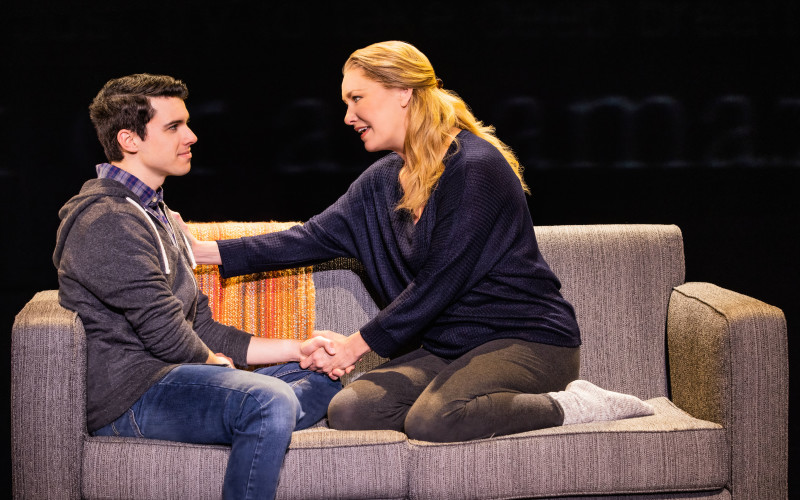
[327,338,580,442]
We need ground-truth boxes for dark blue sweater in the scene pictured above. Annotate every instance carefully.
[218,130,580,359]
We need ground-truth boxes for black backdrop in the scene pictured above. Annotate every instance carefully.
[3,0,798,494]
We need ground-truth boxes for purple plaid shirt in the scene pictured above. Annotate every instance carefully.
[96,163,176,243]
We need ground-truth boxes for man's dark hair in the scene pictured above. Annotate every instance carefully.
[89,73,189,162]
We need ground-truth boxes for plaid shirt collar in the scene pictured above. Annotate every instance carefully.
[95,163,164,209]
[96,163,175,241]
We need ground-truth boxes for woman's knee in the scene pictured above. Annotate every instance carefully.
[404,401,460,442]
[327,380,408,431]
[327,385,366,430]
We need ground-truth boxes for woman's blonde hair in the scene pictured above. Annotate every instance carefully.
[344,40,529,213]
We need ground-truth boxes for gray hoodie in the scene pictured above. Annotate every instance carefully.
[53,178,252,432]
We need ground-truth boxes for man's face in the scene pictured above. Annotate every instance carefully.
[135,96,197,182]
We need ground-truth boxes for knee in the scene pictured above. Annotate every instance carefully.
[326,386,363,430]
[404,402,461,442]
[292,372,342,430]
[242,381,302,433]
[328,378,410,432]
[305,371,343,401]
[328,379,397,431]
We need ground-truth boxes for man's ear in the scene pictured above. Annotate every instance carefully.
[116,129,139,154]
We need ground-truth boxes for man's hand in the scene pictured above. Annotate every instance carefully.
[207,351,234,368]
[300,332,349,380]
[300,335,349,379]
[300,336,337,357]
[300,330,369,380]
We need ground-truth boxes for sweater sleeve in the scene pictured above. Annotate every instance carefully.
[217,171,372,278]
[359,154,520,357]
[69,208,211,363]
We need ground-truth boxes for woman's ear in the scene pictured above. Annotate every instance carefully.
[398,87,413,108]
[116,129,139,154]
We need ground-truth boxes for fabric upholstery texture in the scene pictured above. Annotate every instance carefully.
[81,429,409,500]
[188,221,315,340]
[535,224,685,400]
[11,290,85,499]
[555,493,730,500]
[277,428,409,500]
[408,398,727,499]
[11,224,788,500]
[668,282,788,500]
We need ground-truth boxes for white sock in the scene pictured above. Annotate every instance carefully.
[549,380,655,425]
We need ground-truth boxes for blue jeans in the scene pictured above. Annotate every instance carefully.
[93,362,341,499]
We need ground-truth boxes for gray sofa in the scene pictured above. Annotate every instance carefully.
[12,224,788,499]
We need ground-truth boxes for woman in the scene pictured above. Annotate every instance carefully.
[192,41,653,442]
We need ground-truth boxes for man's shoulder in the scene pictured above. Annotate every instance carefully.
[67,196,152,242]
[76,194,142,220]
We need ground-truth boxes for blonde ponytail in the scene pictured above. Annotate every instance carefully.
[344,41,529,213]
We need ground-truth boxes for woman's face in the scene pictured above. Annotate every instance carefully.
[342,67,412,157]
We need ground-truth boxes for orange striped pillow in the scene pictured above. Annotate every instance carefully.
[187,222,314,340]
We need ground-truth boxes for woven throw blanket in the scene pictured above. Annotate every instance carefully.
[187,222,315,340]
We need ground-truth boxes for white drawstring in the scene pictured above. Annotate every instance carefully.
[181,231,197,269]
[163,207,197,269]
[125,197,171,275]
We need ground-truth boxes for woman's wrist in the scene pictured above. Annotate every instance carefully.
[195,240,222,265]
[344,332,371,360]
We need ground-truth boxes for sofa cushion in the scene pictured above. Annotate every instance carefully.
[82,437,229,499]
[407,397,727,500]
[279,428,409,500]
[82,429,409,500]
[536,225,685,401]
[311,261,386,385]
[188,222,315,340]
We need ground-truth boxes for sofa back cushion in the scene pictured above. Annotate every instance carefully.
[535,225,685,399]
[187,222,315,340]
[185,222,684,399]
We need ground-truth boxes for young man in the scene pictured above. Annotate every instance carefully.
[53,73,340,500]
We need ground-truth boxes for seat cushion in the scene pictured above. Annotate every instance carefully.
[279,428,409,500]
[82,429,409,500]
[407,397,727,500]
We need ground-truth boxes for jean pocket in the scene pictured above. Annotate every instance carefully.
[119,407,145,438]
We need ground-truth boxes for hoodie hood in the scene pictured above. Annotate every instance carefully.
[54,178,138,267]
[54,177,196,275]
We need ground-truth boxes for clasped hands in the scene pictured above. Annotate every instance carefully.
[173,212,366,380]
[299,330,367,380]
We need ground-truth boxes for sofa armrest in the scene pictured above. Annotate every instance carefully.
[12,290,86,499]
[667,282,788,499]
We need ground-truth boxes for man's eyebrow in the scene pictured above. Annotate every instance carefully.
[164,118,187,128]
